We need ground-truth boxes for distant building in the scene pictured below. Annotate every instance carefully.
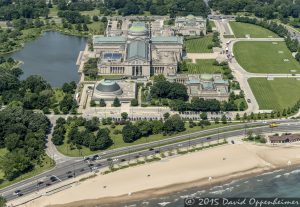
[167,74,229,101]
[269,133,300,144]
[91,79,137,103]
[93,21,183,78]
[175,15,206,36]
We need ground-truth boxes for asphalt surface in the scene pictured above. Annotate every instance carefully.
[1,120,300,201]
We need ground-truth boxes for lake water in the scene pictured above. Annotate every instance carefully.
[103,167,300,207]
[7,31,87,87]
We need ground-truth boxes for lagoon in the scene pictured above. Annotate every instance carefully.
[7,31,87,87]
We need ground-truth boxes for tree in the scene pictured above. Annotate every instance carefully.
[93,15,99,21]
[112,97,121,107]
[130,98,138,106]
[93,128,112,150]
[200,112,208,120]
[221,114,227,124]
[0,196,6,207]
[163,112,170,120]
[99,99,106,107]
[122,123,141,143]
[239,101,246,111]
[163,115,185,134]
[121,112,128,120]
[235,113,240,120]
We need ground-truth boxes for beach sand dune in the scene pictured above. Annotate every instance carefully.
[19,143,300,207]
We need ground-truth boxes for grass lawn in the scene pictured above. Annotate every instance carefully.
[186,59,223,74]
[49,5,58,17]
[87,22,106,35]
[57,123,231,157]
[80,9,100,16]
[248,78,300,111]
[229,22,278,38]
[209,20,215,28]
[234,41,300,73]
[0,154,54,189]
[185,35,213,53]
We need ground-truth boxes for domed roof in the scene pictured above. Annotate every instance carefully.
[129,22,148,36]
[96,80,121,92]
[187,14,195,20]
[201,74,213,81]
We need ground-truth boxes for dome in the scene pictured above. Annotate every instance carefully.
[128,22,148,36]
[95,80,122,95]
[187,14,195,20]
[200,74,213,81]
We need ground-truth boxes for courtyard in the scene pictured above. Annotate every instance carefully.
[185,35,213,53]
[234,41,300,73]
[186,59,223,74]
[248,78,300,111]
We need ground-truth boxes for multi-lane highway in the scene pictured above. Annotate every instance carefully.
[1,120,300,202]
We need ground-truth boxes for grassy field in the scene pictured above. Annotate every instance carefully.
[234,41,300,73]
[0,154,54,189]
[186,59,223,74]
[80,9,100,16]
[185,35,213,53]
[87,22,106,35]
[57,123,231,157]
[209,20,215,28]
[229,22,278,38]
[248,78,300,111]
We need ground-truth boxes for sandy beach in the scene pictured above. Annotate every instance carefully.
[18,143,300,207]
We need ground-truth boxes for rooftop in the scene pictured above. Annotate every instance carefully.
[127,41,148,60]
[152,36,183,44]
[93,36,126,44]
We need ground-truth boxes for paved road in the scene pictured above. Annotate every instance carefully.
[1,119,299,203]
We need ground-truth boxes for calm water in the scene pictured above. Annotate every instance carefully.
[103,168,300,207]
[7,31,86,87]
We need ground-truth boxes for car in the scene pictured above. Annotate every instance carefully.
[67,175,73,179]
[92,167,98,171]
[84,157,90,161]
[66,171,72,174]
[113,158,119,162]
[96,163,102,167]
[13,190,21,195]
[121,158,126,162]
[231,140,235,144]
[93,155,100,160]
[88,163,94,167]
[46,183,52,187]
[135,155,140,158]
[149,148,154,151]
[80,168,85,172]
[17,193,23,197]
[247,99,251,103]
[50,176,57,182]
[155,150,160,153]
[206,137,212,140]
[37,181,44,186]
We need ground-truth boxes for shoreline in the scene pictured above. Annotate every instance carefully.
[18,142,300,207]
[49,166,275,207]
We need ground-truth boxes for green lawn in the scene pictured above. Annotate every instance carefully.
[234,41,300,73]
[209,20,216,28]
[248,78,300,111]
[0,154,54,189]
[185,35,213,53]
[57,123,231,157]
[229,22,278,38]
[49,5,58,17]
[186,59,223,74]
[87,22,106,35]
[80,9,100,16]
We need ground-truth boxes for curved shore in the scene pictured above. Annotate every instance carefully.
[17,142,300,207]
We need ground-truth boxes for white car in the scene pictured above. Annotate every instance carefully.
[113,158,119,162]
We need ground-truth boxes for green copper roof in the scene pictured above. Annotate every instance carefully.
[93,35,126,44]
[129,22,147,33]
[152,36,184,44]
[127,41,148,60]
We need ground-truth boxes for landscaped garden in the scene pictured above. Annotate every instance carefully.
[229,22,278,38]
[185,35,214,53]
[185,59,223,74]
[248,78,300,111]
[234,41,300,73]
